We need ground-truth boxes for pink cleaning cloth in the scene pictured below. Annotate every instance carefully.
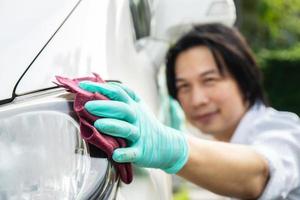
[55,73,133,184]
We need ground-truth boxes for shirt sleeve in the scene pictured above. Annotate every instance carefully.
[250,120,300,199]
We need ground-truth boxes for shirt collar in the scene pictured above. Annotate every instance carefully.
[230,101,267,144]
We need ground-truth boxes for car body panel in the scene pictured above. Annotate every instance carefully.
[0,0,236,199]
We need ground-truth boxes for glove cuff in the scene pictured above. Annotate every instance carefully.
[163,133,189,174]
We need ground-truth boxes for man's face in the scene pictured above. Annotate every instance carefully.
[175,46,248,141]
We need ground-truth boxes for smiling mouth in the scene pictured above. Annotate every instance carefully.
[193,111,219,123]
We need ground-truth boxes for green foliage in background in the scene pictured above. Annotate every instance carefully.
[173,186,189,200]
[257,44,300,115]
[237,0,300,114]
[239,0,300,50]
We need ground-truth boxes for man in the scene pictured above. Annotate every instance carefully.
[79,24,300,199]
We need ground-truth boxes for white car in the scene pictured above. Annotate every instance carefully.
[0,0,236,199]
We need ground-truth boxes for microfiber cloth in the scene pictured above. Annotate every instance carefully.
[55,73,133,184]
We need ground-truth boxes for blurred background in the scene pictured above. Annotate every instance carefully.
[235,0,300,115]
[174,1,300,199]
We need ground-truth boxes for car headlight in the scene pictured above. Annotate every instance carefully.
[0,97,118,200]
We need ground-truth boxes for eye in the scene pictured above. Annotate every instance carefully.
[203,77,217,85]
[176,83,190,93]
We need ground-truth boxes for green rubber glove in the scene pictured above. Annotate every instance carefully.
[79,81,189,174]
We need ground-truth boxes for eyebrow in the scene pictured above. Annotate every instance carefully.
[176,69,219,82]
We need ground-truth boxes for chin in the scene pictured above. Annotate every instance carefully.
[194,123,221,136]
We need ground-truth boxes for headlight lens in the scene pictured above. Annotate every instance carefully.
[0,111,91,199]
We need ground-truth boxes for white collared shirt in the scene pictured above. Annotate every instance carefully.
[230,102,300,200]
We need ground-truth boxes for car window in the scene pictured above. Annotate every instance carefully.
[129,0,152,41]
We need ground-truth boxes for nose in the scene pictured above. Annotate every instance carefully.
[190,87,209,108]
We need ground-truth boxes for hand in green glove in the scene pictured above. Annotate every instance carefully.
[79,81,189,174]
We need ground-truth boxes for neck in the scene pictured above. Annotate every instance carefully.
[213,129,234,142]
[213,102,250,142]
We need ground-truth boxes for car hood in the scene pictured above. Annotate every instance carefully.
[0,0,108,102]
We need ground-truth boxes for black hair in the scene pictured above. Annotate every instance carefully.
[166,23,268,107]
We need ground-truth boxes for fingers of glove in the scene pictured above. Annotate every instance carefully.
[108,82,140,102]
[112,147,140,163]
[79,81,130,103]
[94,118,139,143]
[85,100,136,123]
